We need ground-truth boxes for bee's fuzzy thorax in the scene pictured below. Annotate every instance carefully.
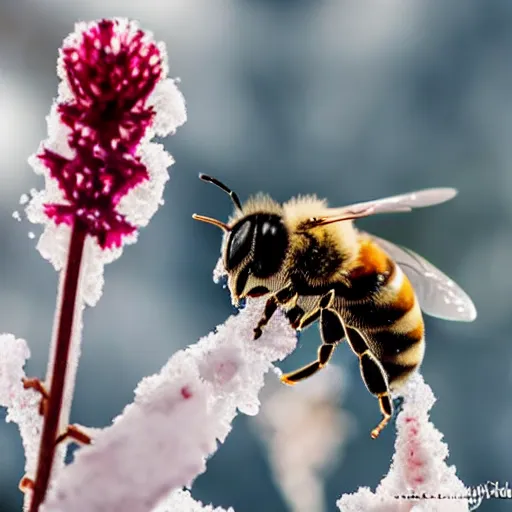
[282,195,329,226]
[281,195,360,267]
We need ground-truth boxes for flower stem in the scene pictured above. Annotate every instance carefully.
[29,221,87,512]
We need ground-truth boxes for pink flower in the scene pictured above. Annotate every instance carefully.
[15,19,186,512]
[39,19,167,248]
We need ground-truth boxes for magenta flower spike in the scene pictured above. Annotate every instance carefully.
[42,19,167,248]
[19,19,186,512]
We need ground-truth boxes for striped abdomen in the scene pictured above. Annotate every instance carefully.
[343,239,425,388]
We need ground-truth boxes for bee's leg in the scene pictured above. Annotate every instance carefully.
[285,297,323,331]
[345,327,393,439]
[285,305,306,330]
[253,284,297,339]
[292,289,335,331]
[296,309,320,330]
[281,291,345,385]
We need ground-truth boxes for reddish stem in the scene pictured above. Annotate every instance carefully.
[29,221,87,512]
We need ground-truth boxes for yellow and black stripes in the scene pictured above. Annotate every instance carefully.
[345,241,425,388]
[246,220,425,438]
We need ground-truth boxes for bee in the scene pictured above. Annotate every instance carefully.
[193,174,476,438]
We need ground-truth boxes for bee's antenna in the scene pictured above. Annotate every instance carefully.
[199,174,243,212]
[192,213,230,231]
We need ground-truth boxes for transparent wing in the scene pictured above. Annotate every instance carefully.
[308,188,458,227]
[369,234,477,322]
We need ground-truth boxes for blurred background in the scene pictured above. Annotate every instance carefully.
[0,0,511,510]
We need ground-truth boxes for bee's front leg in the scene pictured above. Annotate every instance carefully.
[253,284,297,340]
[284,290,335,332]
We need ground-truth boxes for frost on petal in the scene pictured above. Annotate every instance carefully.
[0,334,44,477]
[44,103,74,161]
[147,78,187,136]
[337,373,470,512]
[253,366,354,512]
[153,489,234,512]
[117,141,174,228]
[46,300,297,512]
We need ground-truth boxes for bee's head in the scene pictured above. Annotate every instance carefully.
[193,175,289,304]
[224,213,288,298]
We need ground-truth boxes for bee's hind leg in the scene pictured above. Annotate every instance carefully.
[281,290,345,385]
[345,327,393,439]
[253,284,297,340]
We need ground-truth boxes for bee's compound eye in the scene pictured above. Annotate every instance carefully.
[226,219,254,271]
[252,215,289,278]
[261,222,278,236]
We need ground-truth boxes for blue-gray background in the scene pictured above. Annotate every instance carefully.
[0,1,511,511]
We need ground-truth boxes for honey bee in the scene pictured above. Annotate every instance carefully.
[193,174,476,438]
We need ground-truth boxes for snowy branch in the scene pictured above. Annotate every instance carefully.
[41,300,297,512]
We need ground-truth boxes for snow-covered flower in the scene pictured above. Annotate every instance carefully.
[337,373,470,512]
[1,18,187,512]
[28,18,186,251]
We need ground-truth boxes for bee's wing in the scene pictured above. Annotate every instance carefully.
[369,234,477,322]
[310,188,457,227]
